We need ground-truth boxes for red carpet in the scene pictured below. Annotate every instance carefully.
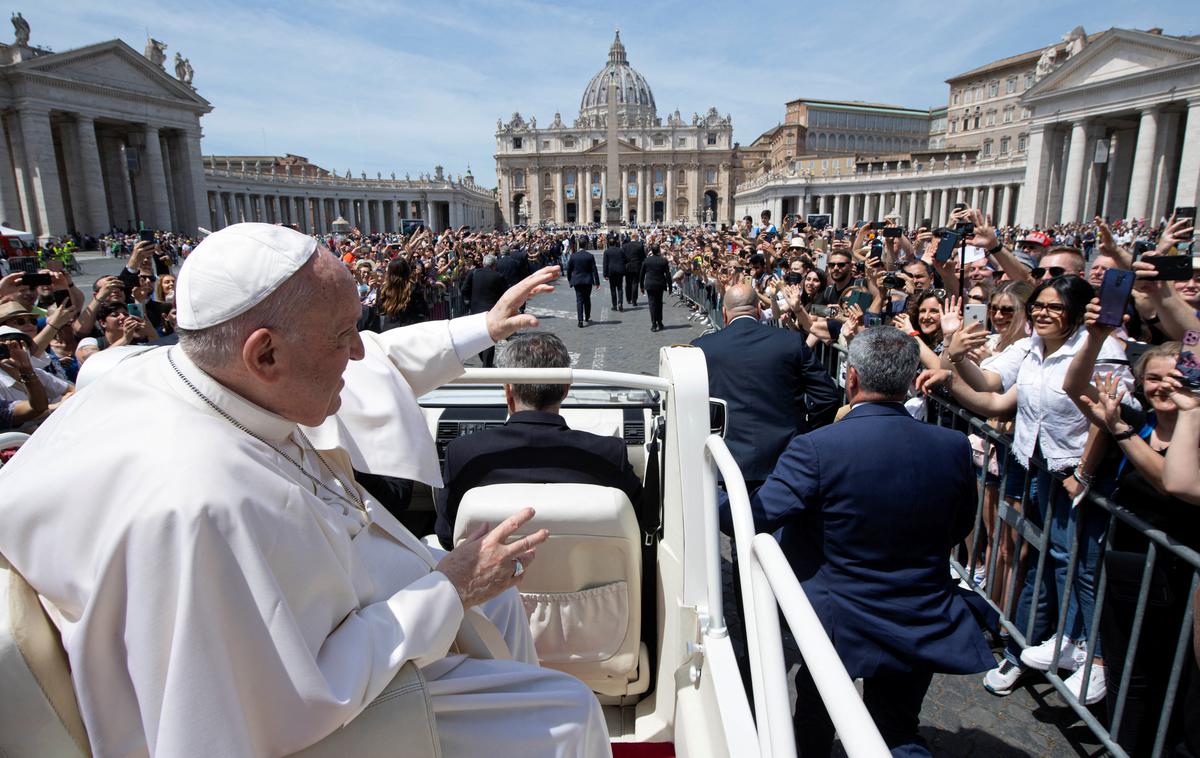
[611,743,675,758]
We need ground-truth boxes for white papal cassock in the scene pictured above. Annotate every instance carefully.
[0,314,609,757]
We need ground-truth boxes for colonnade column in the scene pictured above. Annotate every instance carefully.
[140,124,172,229]
[1059,120,1090,224]
[71,115,109,234]
[1126,109,1161,222]
[1175,98,1200,209]
[1000,185,1014,228]
[1016,125,1051,226]
[14,107,67,239]
[1151,112,1182,221]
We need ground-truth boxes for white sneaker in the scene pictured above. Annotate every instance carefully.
[982,659,1024,696]
[1020,636,1086,672]
[1063,662,1106,705]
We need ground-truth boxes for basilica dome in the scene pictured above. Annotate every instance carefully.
[579,31,657,122]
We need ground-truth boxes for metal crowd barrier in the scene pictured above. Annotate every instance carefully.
[703,434,889,758]
[803,339,1200,758]
[676,273,724,330]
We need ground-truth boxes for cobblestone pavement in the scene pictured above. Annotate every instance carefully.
[464,253,706,373]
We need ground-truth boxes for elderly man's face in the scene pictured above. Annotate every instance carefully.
[275,248,365,427]
[966,259,992,287]
[1087,256,1115,288]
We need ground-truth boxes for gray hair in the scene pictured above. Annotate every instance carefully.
[177,257,321,371]
[482,254,497,268]
[847,326,920,398]
[498,332,570,409]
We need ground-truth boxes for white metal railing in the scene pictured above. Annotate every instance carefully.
[454,367,670,392]
[704,434,889,758]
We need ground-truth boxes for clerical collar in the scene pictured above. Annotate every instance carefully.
[167,347,296,443]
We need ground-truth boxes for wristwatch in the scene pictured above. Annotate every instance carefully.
[1112,426,1138,441]
[987,242,1004,256]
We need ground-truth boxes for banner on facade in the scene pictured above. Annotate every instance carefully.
[628,184,637,197]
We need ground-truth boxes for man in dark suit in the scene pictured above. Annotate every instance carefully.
[602,234,626,311]
[691,283,839,485]
[460,254,507,366]
[565,244,600,327]
[436,332,643,549]
[639,244,671,332]
[621,232,646,307]
[722,327,992,757]
[495,246,529,289]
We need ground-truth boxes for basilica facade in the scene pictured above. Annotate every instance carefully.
[495,32,736,228]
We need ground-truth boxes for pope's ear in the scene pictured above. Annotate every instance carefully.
[242,327,282,381]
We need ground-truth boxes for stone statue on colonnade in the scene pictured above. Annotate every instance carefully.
[174,52,194,86]
[11,12,29,46]
[144,38,167,68]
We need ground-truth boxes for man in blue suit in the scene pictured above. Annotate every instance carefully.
[724,326,992,757]
[565,245,599,327]
[692,283,839,485]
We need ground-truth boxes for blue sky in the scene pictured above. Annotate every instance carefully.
[34,0,1198,187]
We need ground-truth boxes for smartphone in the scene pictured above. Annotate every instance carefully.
[20,272,52,287]
[846,290,873,313]
[1097,268,1136,327]
[882,227,903,239]
[153,254,171,276]
[1178,349,1200,391]
[953,202,967,212]
[52,289,71,306]
[1143,254,1194,281]
[920,218,932,230]
[935,230,962,263]
[1132,240,1155,257]
[834,229,844,241]
[809,304,832,318]
[869,221,885,231]
[138,229,155,244]
[1174,206,1196,223]
[0,343,8,359]
[963,303,988,329]
[126,302,145,319]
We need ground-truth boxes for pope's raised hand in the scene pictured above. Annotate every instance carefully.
[485,266,559,342]
[436,507,549,609]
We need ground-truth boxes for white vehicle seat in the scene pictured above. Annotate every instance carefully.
[0,552,442,757]
[454,483,649,698]
[0,553,91,757]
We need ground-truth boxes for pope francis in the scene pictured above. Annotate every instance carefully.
[0,224,610,757]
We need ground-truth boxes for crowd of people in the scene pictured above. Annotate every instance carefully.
[1,206,1199,755]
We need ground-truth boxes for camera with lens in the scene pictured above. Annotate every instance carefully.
[954,221,975,237]
[783,272,804,286]
[882,273,905,290]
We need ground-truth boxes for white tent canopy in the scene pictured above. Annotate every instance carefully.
[0,225,34,241]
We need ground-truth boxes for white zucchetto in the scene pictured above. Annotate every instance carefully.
[176,223,317,329]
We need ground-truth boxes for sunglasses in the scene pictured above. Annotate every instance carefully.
[1030,266,1066,279]
[1027,301,1068,315]
[3,316,36,327]
[827,261,851,268]
[989,304,1016,315]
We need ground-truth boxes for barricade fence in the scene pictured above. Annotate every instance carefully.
[678,272,1199,757]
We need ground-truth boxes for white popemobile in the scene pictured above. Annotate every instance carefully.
[0,345,888,757]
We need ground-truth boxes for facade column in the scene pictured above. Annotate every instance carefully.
[582,167,592,225]
[1016,125,1053,226]
[139,124,172,230]
[69,116,107,235]
[1151,111,1182,222]
[14,107,68,240]
[621,167,630,223]
[0,116,21,228]
[553,168,564,225]
[1059,120,1090,224]
[906,190,918,228]
[665,165,675,224]
[1126,109,1161,222]
[689,165,700,224]
[874,192,885,220]
[847,194,860,226]
[938,188,952,225]
[1175,98,1200,210]
[1000,185,1014,227]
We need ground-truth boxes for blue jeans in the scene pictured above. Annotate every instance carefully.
[1004,465,1106,664]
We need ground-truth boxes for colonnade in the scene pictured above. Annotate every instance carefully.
[0,107,206,240]
[796,183,1022,229]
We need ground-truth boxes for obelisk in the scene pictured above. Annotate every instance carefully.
[605,65,621,230]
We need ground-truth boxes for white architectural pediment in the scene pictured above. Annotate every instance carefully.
[581,138,643,155]
[16,40,209,107]
[1025,29,1200,98]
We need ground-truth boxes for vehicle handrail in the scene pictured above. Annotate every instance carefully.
[752,534,891,758]
[454,367,671,392]
[705,434,889,758]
